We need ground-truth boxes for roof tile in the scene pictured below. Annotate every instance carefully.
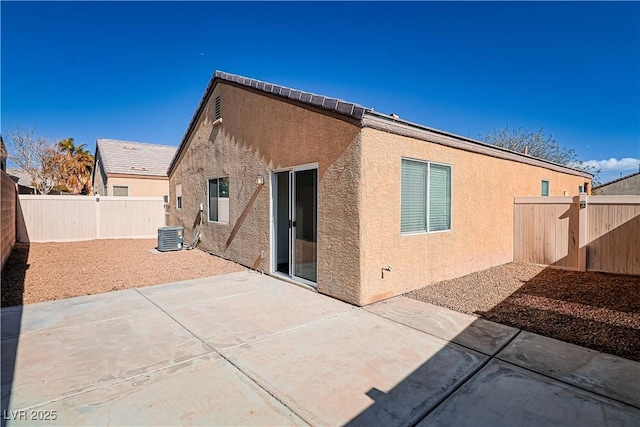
[289,90,302,101]
[336,101,354,115]
[214,71,370,120]
[322,98,338,109]
[97,139,176,177]
[310,95,325,106]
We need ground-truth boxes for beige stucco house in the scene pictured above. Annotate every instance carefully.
[592,169,640,195]
[168,71,591,306]
[93,139,176,198]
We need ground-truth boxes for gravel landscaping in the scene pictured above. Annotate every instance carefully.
[1,239,245,307]
[406,263,640,362]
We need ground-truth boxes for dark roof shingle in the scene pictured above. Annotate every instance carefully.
[214,71,370,120]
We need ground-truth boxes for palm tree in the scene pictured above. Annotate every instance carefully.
[54,138,95,194]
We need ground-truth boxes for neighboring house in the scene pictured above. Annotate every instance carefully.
[6,168,37,194]
[168,71,591,306]
[7,168,69,195]
[92,139,176,197]
[592,169,640,195]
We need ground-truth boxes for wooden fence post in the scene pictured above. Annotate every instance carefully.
[577,193,588,271]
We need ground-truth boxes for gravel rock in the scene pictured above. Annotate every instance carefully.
[406,262,640,362]
[1,239,245,307]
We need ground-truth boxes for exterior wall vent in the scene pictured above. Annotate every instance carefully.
[214,96,222,120]
[157,226,184,251]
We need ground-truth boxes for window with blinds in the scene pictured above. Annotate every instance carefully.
[112,186,128,197]
[401,159,451,233]
[541,180,550,197]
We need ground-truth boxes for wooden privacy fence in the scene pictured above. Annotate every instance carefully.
[514,195,640,275]
[17,195,166,243]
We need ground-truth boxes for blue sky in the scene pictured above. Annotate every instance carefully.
[2,1,639,183]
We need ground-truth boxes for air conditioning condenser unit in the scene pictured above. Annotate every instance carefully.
[157,226,184,252]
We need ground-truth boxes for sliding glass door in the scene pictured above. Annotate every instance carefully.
[293,168,317,283]
[272,167,317,285]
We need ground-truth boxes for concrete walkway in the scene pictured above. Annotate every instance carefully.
[1,271,639,426]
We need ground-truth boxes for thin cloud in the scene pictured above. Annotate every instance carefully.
[581,157,640,172]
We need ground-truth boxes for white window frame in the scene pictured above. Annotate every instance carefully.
[176,184,182,210]
[401,157,453,235]
[207,177,229,224]
[112,185,129,197]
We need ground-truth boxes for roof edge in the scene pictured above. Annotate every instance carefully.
[168,72,217,175]
[362,111,593,179]
[105,172,170,179]
[592,170,640,189]
[97,138,176,150]
[168,71,371,175]
[168,70,593,181]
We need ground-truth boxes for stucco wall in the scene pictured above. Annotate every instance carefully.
[358,127,590,304]
[93,162,107,195]
[593,173,640,195]
[169,82,363,304]
[93,153,169,198]
[106,176,169,198]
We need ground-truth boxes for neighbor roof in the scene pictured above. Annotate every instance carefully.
[593,169,640,189]
[169,70,592,179]
[6,168,33,187]
[96,139,177,177]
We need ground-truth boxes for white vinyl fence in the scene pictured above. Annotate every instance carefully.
[17,195,166,242]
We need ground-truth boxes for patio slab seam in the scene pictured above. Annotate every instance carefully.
[367,303,640,412]
[214,348,312,426]
[493,353,640,411]
[413,329,640,424]
[8,353,217,413]
[139,284,283,310]
[216,307,363,353]
[0,306,162,341]
[133,288,217,353]
[395,330,523,425]
[363,305,521,358]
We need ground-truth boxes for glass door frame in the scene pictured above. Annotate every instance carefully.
[270,163,318,288]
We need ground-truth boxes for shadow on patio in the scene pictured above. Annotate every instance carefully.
[347,264,640,425]
[1,242,29,427]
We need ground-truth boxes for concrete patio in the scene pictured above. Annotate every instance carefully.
[1,271,639,426]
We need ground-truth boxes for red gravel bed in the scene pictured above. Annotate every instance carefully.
[1,239,245,307]
[406,263,640,362]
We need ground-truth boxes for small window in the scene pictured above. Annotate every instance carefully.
[583,182,589,194]
[208,177,229,223]
[103,185,107,195]
[176,184,182,210]
[541,180,550,197]
[401,159,451,233]
[113,186,128,197]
